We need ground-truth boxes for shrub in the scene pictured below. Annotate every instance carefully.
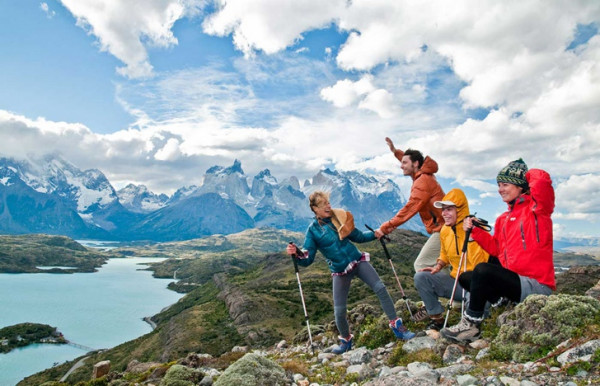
[160,364,202,386]
[213,353,288,386]
[490,294,600,362]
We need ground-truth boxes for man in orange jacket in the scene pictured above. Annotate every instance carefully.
[375,137,445,271]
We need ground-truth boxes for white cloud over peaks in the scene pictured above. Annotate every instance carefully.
[202,0,346,56]
[320,75,396,118]
[358,89,395,118]
[59,0,199,78]
[320,76,375,107]
[154,137,182,161]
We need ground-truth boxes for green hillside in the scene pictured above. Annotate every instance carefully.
[21,228,426,385]
[0,234,112,273]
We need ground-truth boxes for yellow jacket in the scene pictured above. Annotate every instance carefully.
[438,189,489,278]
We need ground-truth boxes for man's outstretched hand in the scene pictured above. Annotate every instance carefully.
[385,137,396,153]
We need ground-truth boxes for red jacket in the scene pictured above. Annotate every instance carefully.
[381,151,444,235]
[472,169,556,290]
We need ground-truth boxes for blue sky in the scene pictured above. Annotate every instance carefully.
[1,0,599,240]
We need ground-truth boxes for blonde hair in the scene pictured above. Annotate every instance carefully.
[309,191,330,213]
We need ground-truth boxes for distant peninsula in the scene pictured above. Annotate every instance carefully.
[0,323,66,353]
[0,234,112,273]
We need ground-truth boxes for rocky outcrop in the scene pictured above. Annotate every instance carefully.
[586,279,600,300]
[213,273,255,326]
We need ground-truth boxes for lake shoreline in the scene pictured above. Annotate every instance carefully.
[0,257,184,386]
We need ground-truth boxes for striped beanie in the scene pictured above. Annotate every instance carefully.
[497,158,528,188]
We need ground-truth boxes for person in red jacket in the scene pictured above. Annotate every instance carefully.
[375,137,445,271]
[441,159,555,343]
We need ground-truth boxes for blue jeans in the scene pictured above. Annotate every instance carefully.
[414,270,465,316]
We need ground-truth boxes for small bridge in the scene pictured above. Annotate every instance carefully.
[65,340,97,352]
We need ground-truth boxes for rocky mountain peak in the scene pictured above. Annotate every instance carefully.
[206,159,244,176]
[117,183,169,213]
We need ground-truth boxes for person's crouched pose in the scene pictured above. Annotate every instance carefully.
[413,188,489,330]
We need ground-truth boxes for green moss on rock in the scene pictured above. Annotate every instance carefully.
[160,364,202,386]
[213,353,289,386]
[491,294,600,362]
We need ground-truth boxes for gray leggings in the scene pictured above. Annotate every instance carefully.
[332,261,397,338]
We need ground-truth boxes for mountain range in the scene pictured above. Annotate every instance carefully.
[0,155,425,241]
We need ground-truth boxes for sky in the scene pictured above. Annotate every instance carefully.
[0,0,599,240]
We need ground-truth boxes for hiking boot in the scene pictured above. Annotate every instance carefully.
[426,317,445,331]
[390,318,415,340]
[332,334,353,354]
[440,317,481,343]
[411,306,429,322]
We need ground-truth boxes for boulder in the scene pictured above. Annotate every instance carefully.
[92,360,110,379]
[557,339,600,366]
[126,359,161,373]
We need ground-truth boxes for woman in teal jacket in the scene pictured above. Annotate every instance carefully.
[287,191,414,354]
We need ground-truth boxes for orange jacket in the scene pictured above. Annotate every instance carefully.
[380,150,445,235]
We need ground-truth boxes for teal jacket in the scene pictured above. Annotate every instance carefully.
[298,217,376,274]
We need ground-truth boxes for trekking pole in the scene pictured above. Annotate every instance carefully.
[365,225,413,318]
[289,242,314,354]
[443,227,472,329]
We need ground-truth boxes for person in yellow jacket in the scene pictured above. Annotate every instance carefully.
[412,188,489,330]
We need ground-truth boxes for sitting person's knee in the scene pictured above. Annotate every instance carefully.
[413,271,432,289]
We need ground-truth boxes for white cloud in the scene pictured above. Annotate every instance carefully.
[320,76,375,107]
[58,0,202,78]
[40,2,56,18]
[202,0,346,56]
[7,1,600,235]
[320,75,397,118]
[154,138,182,161]
[358,88,396,118]
[554,174,600,221]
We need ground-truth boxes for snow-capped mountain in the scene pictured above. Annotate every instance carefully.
[303,168,424,233]
[195,159,250,204]
[117,184,169,213]
[167,185,199,205]
[0,157,111,238]
[0,156,425,240]
[190,161,424,234]
[1,155,118,213]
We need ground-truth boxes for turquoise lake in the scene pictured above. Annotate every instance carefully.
[0,257,184,385]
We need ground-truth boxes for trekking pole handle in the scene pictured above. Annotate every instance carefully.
[461,227,472,254]
[467,214,492,232]
[289,242,301,272]
[365,224,393,261]
[364,224,391,242]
